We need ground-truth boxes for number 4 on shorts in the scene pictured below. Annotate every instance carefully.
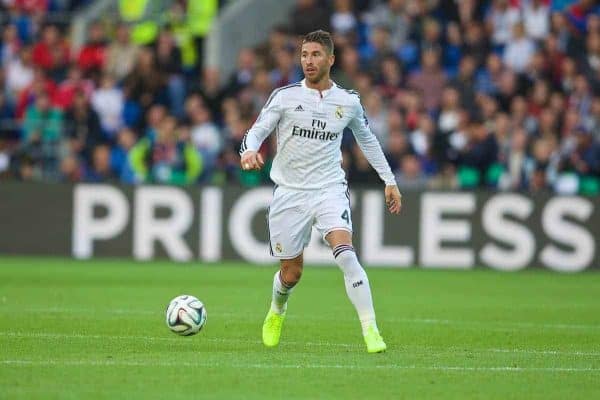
[341,210,350,224]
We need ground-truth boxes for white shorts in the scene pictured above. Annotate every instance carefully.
[267,183,352,259]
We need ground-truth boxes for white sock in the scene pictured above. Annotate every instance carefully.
[333,245,378,334]
[270,271,294,314]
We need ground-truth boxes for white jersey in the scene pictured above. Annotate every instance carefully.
[240,79,396,189]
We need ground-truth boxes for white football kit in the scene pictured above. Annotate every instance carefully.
[241,79,396,258]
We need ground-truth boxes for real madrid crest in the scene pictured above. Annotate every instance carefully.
[275,243,283,253]
[335,106,343,119]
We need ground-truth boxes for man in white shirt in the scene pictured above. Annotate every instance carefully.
[240,30,402,353]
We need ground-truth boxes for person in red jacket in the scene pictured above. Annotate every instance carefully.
[15,68,57,119]
[15,0,48,14]
[77,22,107,79]
[53,66,94,110]
[32,25,70,78]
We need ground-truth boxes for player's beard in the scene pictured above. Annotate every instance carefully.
[305,65,329,85]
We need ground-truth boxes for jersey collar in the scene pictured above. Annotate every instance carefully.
[301,78,335,98]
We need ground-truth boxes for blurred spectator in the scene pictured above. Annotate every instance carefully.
[84,144,117,182]
[186,0,218,69]
[419,17,443,56]
[15,68,57,118]
[565,0,600,37]
[0,91,17,139]
[123,47,165,111]
[394,154,428,189]
[569,74,593,120]
[91,74,124,138]
[503,22,536,73]
[332,46,361,90]
[486,0,520,49]
[407,48,447,112]
[410,114,436,161]
[585,95,600,139]
[129,115,202,185]
[376,55,403,100]
[225,48,256,96]
[440,0,482,26]
[330,0,357,36]
[32,25,69,79]
[385,128,413,171]
[537,107,560,142]
[580,31,600,84]
[104,23,139,82]
[21,92,64,180]
[348,143,380,184]
[193,67,225,122]
[254,25,291,71]
[438,86,461,136]
[475,53,504,95]
[363,91,388,146]
[187,94,221,175]
[250,69,273,115]
[457,117,499,187]
[15,0,48,14]
[77,22,106,78]
[22,91,62,143]
[444,22,463,75]
[60,155,83,182]
[463,21,490,67]
[290,0,330,35]
[364,0,411,50]
[53,66,93,110]
[544,35,566,85]
[1,24,21,65]
[5,46,34,97]
[362,25,394,76]
[155,29,186,119]
[528,136,557,192]
[110,127,136,183]
[523,0,550,40]
[269,47,302,88]
[560,126,600,178]
[64,89,103,161]
[500,126,529,190]
[450,55,477,113]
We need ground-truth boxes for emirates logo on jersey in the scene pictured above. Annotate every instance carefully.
[291,125,339,141]
[291,119,340,141]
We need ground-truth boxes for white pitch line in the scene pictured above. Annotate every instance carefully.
[0,331,355,348]
[390,317,600,331]
[2,306,599,331]
[0,359,598,373]
[2,331,600,357]
[489,348,600,357]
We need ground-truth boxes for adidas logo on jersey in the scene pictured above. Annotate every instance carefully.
[294,105,304,112]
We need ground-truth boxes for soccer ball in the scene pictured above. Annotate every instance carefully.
[165,295,207,336]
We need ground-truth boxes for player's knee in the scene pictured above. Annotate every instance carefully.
[280,261,303,286]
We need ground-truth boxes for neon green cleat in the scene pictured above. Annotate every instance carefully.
[262,309,286,347]
[363,325,387,353]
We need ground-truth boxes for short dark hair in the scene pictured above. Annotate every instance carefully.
[302,30,334,55]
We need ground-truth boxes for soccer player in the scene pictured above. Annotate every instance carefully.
[239,30,402,353]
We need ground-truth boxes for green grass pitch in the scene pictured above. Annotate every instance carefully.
[1,257,599,399]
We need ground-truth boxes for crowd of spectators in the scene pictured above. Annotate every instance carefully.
[1,0,600,195]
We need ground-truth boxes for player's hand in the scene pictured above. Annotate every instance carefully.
[240,151,264,171]
[385,185,402,214]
